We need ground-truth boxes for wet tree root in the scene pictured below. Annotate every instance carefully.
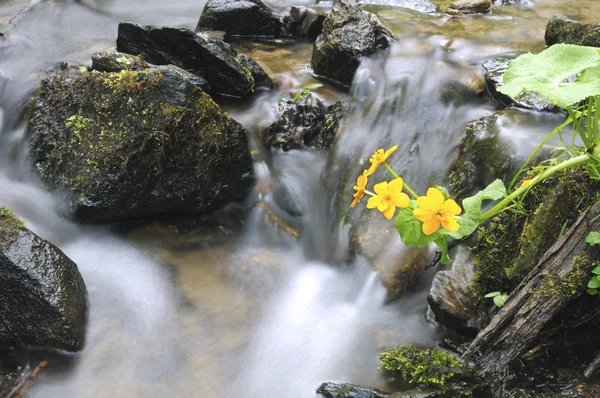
[462,201,600,378]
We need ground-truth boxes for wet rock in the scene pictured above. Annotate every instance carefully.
[237,53,277,90]
[545,14,600,47]
[483,57,562,113]
[261,90,344,151]
[439,61,486,106]
[447,0,492,14]
[284,6,326,41]
[317,382,389,398]
[357,0,437,14]
[0,207,87,351]
[311,0,393,88]
[116,22,274,98]
[92,51,213,94]
[351,215,430,299]
[91,51,147,73]
[196,0,283,38]
[427,246,481,334]
[28,63,254,222]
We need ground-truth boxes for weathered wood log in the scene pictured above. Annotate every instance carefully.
[462,201,600,378]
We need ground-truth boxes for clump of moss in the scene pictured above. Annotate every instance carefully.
[473,166,600,306]
[378,345,461,388]
[0,207,24,249]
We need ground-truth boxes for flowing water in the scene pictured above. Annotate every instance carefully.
[1,0,600,397]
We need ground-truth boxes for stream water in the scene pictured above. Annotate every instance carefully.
[1,0,600,397]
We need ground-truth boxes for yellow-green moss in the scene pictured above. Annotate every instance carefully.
[0,207,24,249]
[530,261,585,301]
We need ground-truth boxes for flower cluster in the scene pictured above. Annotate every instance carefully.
[350,146,462,235]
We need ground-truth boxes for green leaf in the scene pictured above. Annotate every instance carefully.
[587,288,599,295]
[303,83,324,90]
[588,277,600,289]
[449,179,506,240]
[79,66,88,75]
[493,294,509,307]
[498,44,600,108]
[434,238,451,265]
[484,291,501,298]
[395,202,447,247]
[586,231,600,246]
[592,265,600,275]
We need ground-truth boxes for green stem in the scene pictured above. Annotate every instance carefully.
[479,154,591,223]
[365,190,375,197]
[384,162,418,199]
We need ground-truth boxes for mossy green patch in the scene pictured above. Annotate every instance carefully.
[0,207,24,249]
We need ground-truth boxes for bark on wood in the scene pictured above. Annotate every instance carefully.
[462,201,600,378]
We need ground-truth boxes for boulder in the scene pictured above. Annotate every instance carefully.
[28,63,254,222]
[545,14,600,47]
[261,90,344,151]
[311,0,393,88]
[0,207,87,351]
[316,382,453,398]
[196,0,283,38]
[284,6,326,41]
[351,215,430,299]
[116,22,274,98]
[427,247,481,334]
[446,0,492,14]
[483,57,562,113]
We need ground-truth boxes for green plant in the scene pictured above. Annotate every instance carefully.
[378,345,461,387]
[484,291,509,307]
[586,232,600,295]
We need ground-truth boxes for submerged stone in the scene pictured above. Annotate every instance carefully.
[357,0,437,14]
[261,90,344,151]
[447,0,492,14]
[116,22,274,98]
[311,0,393,88]
[545,14,600,47]
[0,207,87,351]
[28,64,254,222]
[483,57,562,113]
[196,0,283,38]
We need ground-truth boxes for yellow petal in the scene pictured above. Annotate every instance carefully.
[365,165,376,176]
[443,199,461,216]
[373,181,389,196]
[422,218,440,235]
[388,177,404,192]
[416,196,428,209]
[384,145,398,158]
[426,187,445,208]
[350,197,359,208]
[440,216,459,232]
[393,192,410,208]
[367,196,381,209]
[413,208,435,222]
[383,205,396,220]
[378,198,390,213]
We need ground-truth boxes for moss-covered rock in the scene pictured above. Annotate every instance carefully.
[472,167,600,306]
[196,0,283,38]
[317,382,389,398]
[28,63,254,222]
[261,90,345,151]
[545,14,600,47]
[311,0,393,88]
[0,207,87,351]
[483,57,562,113]
[116,22,275,98]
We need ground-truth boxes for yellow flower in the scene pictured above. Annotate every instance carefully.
[413,187,461,235]
[350,170,369,208]
[366,178,410,220]
[520,179,533,188]
[366,145,398,176]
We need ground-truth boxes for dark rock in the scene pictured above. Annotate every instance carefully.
[357,0,436,14]
[0,207,87,351]
[92,51,213,93]
[545,14,600,47]
[28,64,254,223]
[237,53,277,90]
[196,0,283,37]
[116,22,274,98]
[261,90,344,151]
[91,51,147,73]
[311,0,393,88]
[483,57,562,113]
[317,382,389,398]
[284,6,326,41]
[427,246,481,334]
[447,0,492,14]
